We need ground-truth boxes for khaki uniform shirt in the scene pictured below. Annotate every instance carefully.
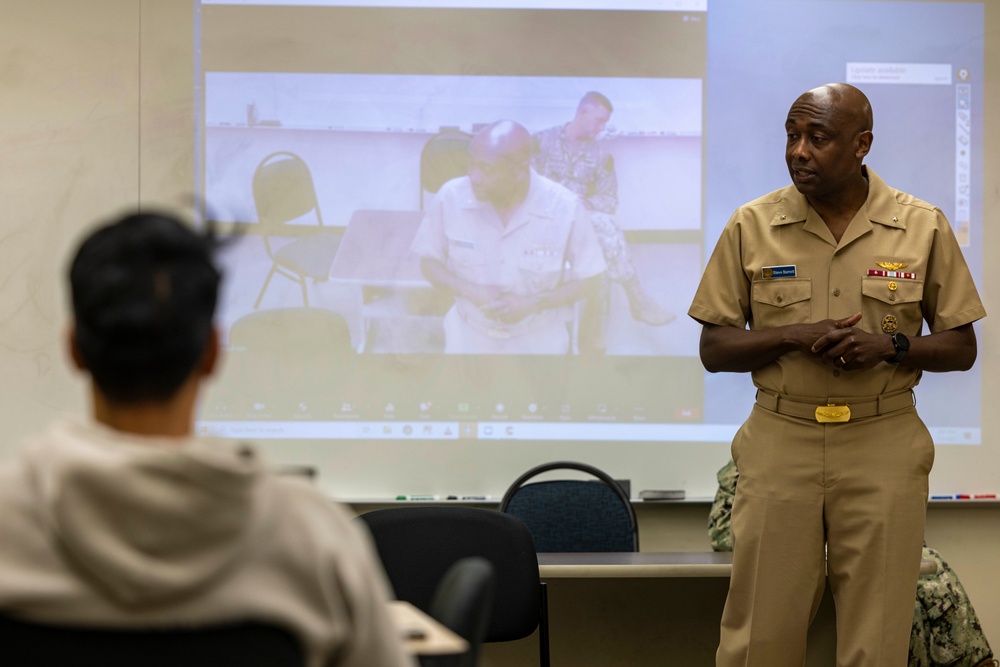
[412,170,606,341]
[689,167,985,400]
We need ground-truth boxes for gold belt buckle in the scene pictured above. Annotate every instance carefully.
[815,404,851,423]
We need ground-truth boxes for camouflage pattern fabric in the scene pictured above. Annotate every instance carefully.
[533,124,618,215]
[532,126,637,284]
[708,460,994,667]
[909,548,995,667]
[708,459,738,552]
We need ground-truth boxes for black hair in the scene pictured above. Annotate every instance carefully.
[69,210,221,404]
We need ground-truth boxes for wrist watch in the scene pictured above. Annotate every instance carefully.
[889,333,910,365]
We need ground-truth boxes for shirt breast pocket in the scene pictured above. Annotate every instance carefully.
[519,254,563,294]
[447,240,486,283]
[861,277,923,334]
[751,279,812,328]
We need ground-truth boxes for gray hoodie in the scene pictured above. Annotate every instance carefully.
[0,417,413,667]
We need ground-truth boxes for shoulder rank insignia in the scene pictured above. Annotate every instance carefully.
[876,261,909,271]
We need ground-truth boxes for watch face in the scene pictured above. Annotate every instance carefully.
[894,333,910,351]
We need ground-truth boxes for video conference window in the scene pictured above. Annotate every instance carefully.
[196,0,982,447]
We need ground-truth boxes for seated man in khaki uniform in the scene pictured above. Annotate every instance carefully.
[0,211,414,667]
[413,119,606,354]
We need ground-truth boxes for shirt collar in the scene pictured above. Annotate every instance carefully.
[771,165,905,231]
[460,170,552,234]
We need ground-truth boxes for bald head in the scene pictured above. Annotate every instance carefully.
[467,121,533,207]
[469,120,533,166]
[794,83,873,135]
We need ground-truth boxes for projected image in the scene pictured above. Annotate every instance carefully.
[196,0,983,448]
[206,74,703,357]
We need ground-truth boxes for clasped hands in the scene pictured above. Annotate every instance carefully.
[806,312,894,371]
[469,285,539,324]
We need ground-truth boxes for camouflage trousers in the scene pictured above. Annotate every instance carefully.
[588,211,636,284]
[909,547,994,667]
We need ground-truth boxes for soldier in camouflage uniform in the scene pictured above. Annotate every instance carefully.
[709,459,997,667]
[532,91,674,351]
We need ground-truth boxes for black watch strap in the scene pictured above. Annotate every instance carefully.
[889,333,910,365]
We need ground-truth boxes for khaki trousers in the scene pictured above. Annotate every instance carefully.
[717,402,933,667]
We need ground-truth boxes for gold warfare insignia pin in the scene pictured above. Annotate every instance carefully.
[877,261,909,271]
[882,315,898,333]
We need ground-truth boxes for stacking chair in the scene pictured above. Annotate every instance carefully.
[252,151,341,308]
[499,461,638,552]
[422,556,496,667]
[420,128,473,209]
[0,614,304,667]
[357,506,549,667]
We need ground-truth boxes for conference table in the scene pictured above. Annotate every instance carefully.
[328,209,441,352]
[504,552,936,667]
[538,551,734,578]
[537,551,936,578]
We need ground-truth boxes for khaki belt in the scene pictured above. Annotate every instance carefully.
[755,390,915,423]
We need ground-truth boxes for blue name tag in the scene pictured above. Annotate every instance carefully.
[454,239,476,250]
[761,265,796,279]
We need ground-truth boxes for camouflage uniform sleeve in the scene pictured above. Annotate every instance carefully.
[586,152,618,215]
[912,546,994,666]
[708,459,738,552]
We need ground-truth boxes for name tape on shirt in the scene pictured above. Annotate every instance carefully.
[761,265,796,279]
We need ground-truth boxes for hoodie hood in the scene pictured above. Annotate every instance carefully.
[24,417,266,608]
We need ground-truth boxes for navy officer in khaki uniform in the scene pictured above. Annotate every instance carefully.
[413,120,605,354]
[688,83,985,666]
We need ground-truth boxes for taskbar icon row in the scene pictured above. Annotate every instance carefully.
[196,420,733,442]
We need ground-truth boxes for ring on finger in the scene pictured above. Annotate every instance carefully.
[838,356,846,365]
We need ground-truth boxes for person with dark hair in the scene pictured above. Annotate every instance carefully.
[533,91,674,352]
[709,459,997,667]
[412,120,606,354]
[0,211,414,667]
[689,83,985,665]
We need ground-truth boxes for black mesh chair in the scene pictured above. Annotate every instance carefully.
[357,506,549,667]
[422,556,496,667]
[420,129,473,209]
[252,151,341,308]
[499,461,639,552]
[0,615,304,667]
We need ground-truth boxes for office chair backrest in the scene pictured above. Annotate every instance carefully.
[357,506,541,643]
[0,614,305,667]
[499,461,639,552]
[253,151,323,227]
[423,556,496,667]
[420,129,473,206]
